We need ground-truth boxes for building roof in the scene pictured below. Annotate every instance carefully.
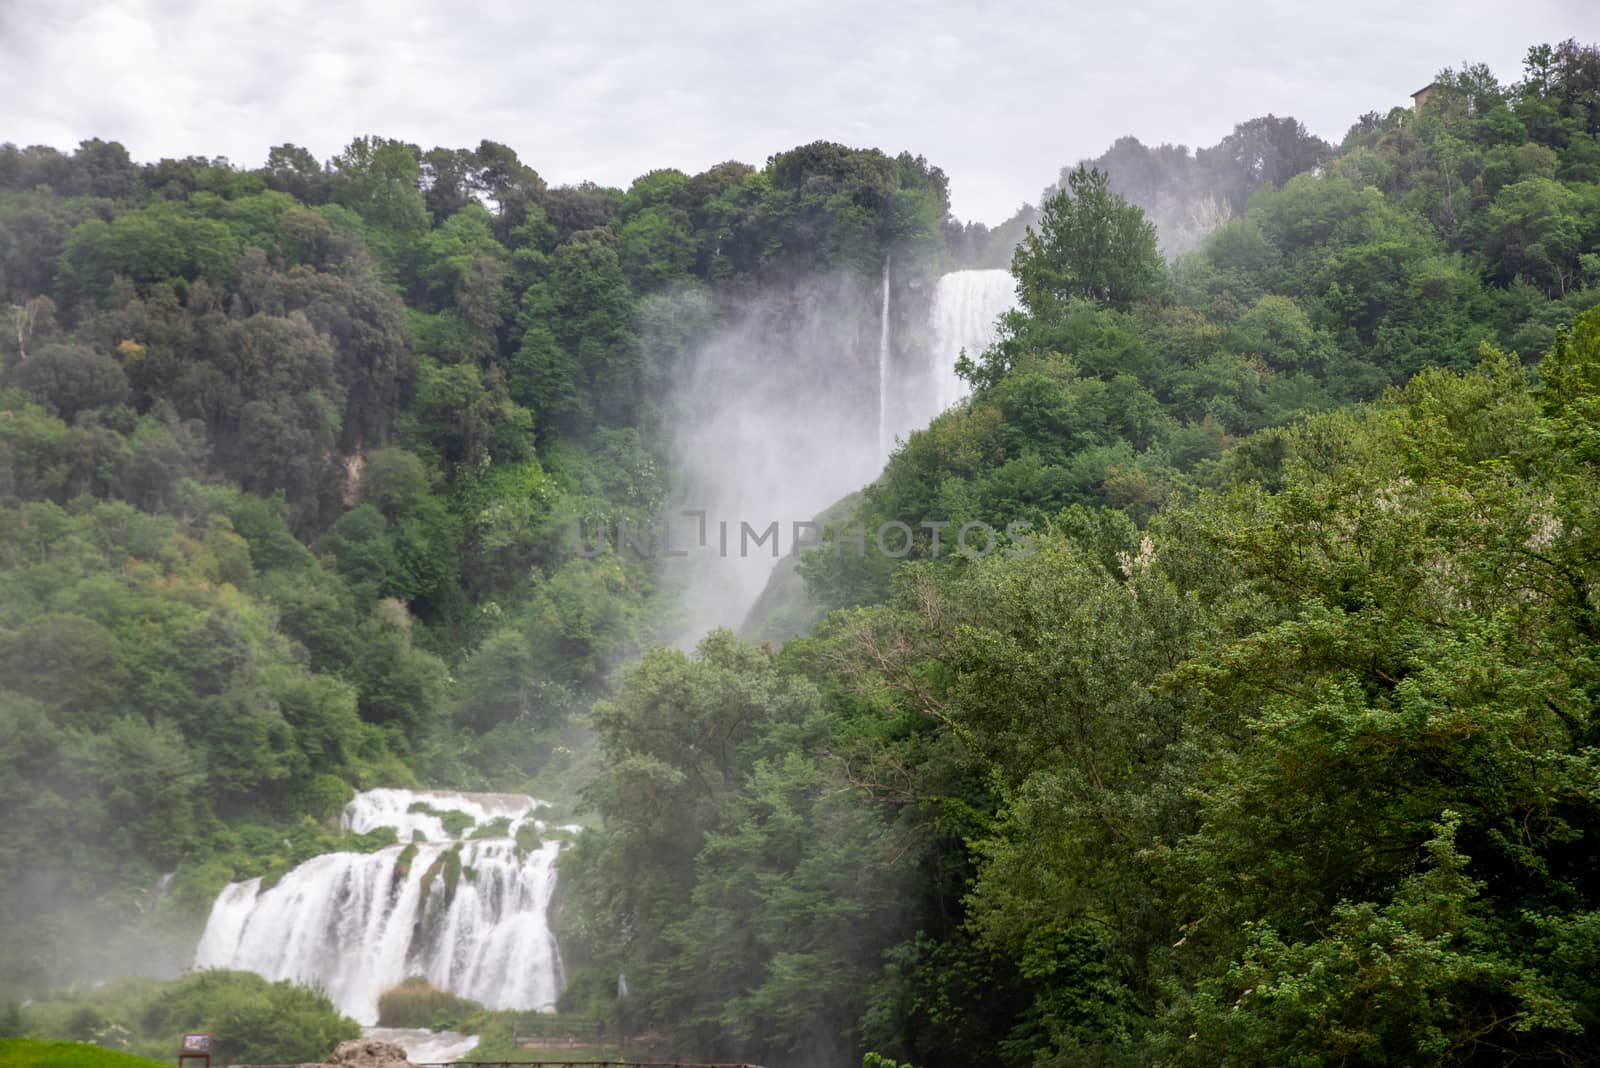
[1412,82,1440,98]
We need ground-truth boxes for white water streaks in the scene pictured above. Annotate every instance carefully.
[664,267,1020,642]
[877,267,1018,462]
[878,254,893,460]
[194,789,566,1025]
[925,268,1017,419]
[363,1027,480,1062]
[341,788,547,841]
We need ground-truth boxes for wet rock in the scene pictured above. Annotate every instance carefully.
[327,1038,419,1067]
[231,1037,418,1068]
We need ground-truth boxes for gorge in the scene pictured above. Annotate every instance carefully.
[12,60,1589,1062]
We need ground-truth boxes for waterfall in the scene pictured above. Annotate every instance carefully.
[878,254,892,460]
[876,268,1017,453]
[660,264,1016,644]
[926,268,1017,414]
[193,789,569,1026]
[364,1028,480,1063]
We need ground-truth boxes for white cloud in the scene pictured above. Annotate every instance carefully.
[2,0,1594,223]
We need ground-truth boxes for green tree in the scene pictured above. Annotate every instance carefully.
[6,341,131,423]
[1012,166,1163,313]
[329,137,428,236]
[146,971,359,1066]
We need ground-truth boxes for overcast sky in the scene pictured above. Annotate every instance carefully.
[2,0,1595,224]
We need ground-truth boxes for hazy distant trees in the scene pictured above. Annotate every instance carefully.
[1038,116,1333,256]
[1201,115,1334,207]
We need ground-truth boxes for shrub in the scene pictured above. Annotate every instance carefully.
[470,816,511,839]
[144,970,358,1066]
[375,978,483,1030]
[406,800,477,838]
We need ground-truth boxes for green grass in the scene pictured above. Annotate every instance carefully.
[0,1038,171,1068]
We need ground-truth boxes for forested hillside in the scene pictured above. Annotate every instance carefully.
[0,132,951,989]
[3,35,1600,1068]
[564,41,1600,1066]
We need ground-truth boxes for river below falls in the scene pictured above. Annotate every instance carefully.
[363,1026,479,1063]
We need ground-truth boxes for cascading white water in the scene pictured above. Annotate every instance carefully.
[193,789,568,1026]
[663,265,1018,643]
[878,255,892,460]
[364,1028,480,1063]
[878,267,1018,458]
[340,788,542,841]
[925,268,1018,415]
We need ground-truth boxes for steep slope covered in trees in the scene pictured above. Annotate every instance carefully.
[564,41,1600,1067]
[0,134,950,993]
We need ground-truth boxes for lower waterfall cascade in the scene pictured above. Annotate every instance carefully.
[193,788,569,1025]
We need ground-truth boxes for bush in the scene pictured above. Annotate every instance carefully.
[470,816,511,839]
[144,970,359,1066]
[65,1006,105,1042]
[293,773,354,821]
[376,977,483,1030]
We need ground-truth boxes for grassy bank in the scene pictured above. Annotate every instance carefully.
[0,1039,171,1068]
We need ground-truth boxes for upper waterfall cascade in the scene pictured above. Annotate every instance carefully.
[664,265,1019,641]
[879,267,1018,458]
[878,254,892,459]
[926,268,1018,415]
[193,788,569,1026]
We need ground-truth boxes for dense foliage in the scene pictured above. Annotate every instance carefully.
[4,35,1600,1068]
[375,977,484,1030]
[6,970,358,1065]
[0,130,949,996]
[562,42,1600,1067]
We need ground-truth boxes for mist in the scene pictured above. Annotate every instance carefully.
[659,271,883,643]
[652,258,1020,646]
[1047,115,1334,257]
